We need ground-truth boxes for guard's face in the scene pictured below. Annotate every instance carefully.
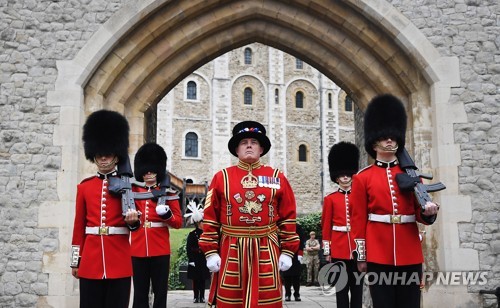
[94,154,118,173]
[374,137,398,154]
[143,172,157,185]
[337,175,352,186]
[236,138,263,163]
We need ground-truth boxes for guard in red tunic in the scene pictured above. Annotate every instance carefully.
[350,95,440,308]
[199,121,300,308]
[70,110,140,308]
[131,142,182,308]
[321,141,362,308]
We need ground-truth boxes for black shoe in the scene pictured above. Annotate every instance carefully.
[306,282,312,287]
[294,296,301,301]
[200,298,205,303]
[193,298,199,303]
[314,282,320,287]
[285,295,291,301]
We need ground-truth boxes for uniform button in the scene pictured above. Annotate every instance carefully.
[394,203,399,207]
[102,216,106,221]
[101,210,106,215]
[101,223,106,227]
[101,197,106,202]
[102,203,106,208]
[391,190,396,194]
[394,209,399,214]
[347,218,350,222]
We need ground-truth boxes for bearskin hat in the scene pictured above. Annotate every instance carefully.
[134,142,167,182]
[82,110,129,162]
[228,121,271,157]
[364,94,407,158]
[328,142,359,183]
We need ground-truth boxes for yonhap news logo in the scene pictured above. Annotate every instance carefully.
[318,261,489,296]
[317,261,349,296]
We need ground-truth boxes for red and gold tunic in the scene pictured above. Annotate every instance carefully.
[71,174,132,279]
[350,160,433,266]
[199,160,299,308]
[130,185,182,257]
[321,188,355,260]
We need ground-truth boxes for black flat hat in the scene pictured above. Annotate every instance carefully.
[227,121,271,157]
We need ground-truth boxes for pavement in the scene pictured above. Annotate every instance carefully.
[167,285,336,307]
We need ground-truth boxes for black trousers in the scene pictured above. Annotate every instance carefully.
[79,277,131,308]
[192,279,206,300]
[331,258,362,308]
[367,262,422,308]
[283,275,301,297]
[132,255,170,308]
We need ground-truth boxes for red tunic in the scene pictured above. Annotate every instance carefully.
[321,189,355,260]
[199,161,299,308]
[350,161,432,266]
[130,185,182,257]
[71,175,132,279]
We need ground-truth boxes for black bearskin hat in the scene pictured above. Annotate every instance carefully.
[134,143,167,182]
[364,94,407,159]
[82,110,129,162]
[227,121,271,157]
[328,142,359,183]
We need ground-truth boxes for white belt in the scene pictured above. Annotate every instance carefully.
[144,221,168,228]
[368,214,416,224]
[85,226,129,235]
[332,225,351,232]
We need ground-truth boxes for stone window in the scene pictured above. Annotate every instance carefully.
[187,81,197,100]
[185,132,199,157]
[244,48,252,65]
[298,144,308,162]
[328,93,332,109]
[295,91,304,108]
[275,88,279,104]
[345,95,353,112]
[296,58,303,69]
[244,87,253,105]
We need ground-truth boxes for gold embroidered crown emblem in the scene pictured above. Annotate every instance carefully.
[241,171,258,189]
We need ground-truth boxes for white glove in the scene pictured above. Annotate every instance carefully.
[188,262,195,267]
[323,241,330,256]
[206,254,221,273]
[298,255,303,264]
[279,254,293,271]
[156,204,172,219]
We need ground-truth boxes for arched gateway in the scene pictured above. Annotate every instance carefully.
[42,0,477,306]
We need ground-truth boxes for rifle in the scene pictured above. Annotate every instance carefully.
[109,156,137,216]
[396,148,446,211]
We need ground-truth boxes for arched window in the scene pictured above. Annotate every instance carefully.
[295,91,304,108]
[244,87,253,105]
[298,144,307,162]
[244,48,252,65]
[185,132,198,157]
[275,88,279,104]
[328,93,332,109]
[187,81,197,100]
[345,96,353,112]
[296,58,303,69]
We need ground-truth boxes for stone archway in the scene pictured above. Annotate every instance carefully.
[42,0,475,306]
